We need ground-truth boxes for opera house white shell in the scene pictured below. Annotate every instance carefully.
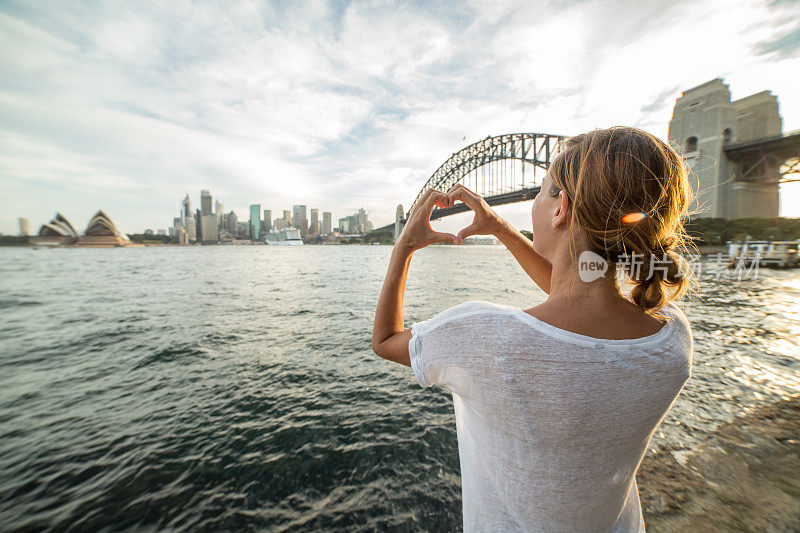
[31,213,79,245]
[31,211,134,247]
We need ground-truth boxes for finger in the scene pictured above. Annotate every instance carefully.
[434,193,452,209]
[447,184,482,210]
[431,231,458,245]
[456,223,480,244]
[423,189,449,215]
[411,188,436,217]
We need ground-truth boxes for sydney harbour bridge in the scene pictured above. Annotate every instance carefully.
[374,125,800,238]
[374,132,566,236]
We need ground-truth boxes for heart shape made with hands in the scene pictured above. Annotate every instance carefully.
[405,186,492,248]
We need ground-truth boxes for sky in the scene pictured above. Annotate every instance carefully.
[1,0,799,236]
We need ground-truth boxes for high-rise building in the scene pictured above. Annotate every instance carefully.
[274,218,287,230]
[175,226,188,245]
[201,215,218,242]
[263,209,272,233]
[283,210,292,227]
[215,200,223,228]
[18,218,30,236]
[195,209,203,241]
[322,212,332,235]
[201,190,212,216]
[223,210,238,235]
[250,204,261,240]
[182,194,192,221]
[185,214,197,242]
[293,205,307,235]
[310,209,319,235]
[301,218,309,237]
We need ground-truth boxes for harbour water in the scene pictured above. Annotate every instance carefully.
[1,245,799,530]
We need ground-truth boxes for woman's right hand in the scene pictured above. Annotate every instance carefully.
[445,183,507,244]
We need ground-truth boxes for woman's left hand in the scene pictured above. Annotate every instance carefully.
[396,188,457,252]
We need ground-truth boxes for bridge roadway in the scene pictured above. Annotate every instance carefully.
[373,185,542,234]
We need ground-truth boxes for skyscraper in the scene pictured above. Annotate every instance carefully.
[250,204,261,241]
[310,209,319,235]
[182,194,192,222]
[322,212,332,235]
[222,210,237,236]
[201,215,218,242]
[283,210,292,227]
[215,200,223,229]
[201,190,212,216]
[195,208,203,241]
[293,205,307,235]
[263,209,272,233]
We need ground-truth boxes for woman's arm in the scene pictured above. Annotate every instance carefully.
[493,219,552,293]
[370,244,415,366]
[447,184,552,293]
[371,189,456,366]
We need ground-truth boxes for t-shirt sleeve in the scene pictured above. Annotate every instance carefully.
[408,301,494,389]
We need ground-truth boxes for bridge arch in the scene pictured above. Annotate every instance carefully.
[407,132,566,220]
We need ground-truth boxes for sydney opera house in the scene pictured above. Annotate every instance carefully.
[31,211,135,247]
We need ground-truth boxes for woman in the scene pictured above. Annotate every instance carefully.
[372,126,694,532]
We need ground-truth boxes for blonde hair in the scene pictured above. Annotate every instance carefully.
[547,126,693,313]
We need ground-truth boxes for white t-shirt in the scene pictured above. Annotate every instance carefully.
[408,300,693,532]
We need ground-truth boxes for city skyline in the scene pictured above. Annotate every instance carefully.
[161,188,370,242]
[1,1,799,235]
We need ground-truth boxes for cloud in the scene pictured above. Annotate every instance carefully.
[755,24,800,58]
[1,0,799,234]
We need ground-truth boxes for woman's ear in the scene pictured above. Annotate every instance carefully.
[552,190,571,228]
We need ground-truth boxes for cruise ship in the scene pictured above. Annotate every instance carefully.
[264,227,304,245]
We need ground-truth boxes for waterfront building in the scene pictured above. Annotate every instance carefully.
[293,205,307,235]
[301,218,309,237]
[195,209,203,241]
[157,229,166,236]
[201,215,218,242]
[75,211,133,247]
[237,221,249,238]
[283,210,292,227]
[310,209,319,235]
[263,209,272,233]
[250,204,261,241]
[338,208,372,234]
[223,211,238,234]
[182,194,191,223]
[31,213,79,245]
[215,200,223,229]
[185,214,197,242]
[18,218,30,237]
[322,212,332,235]
[273,218,287,230]
[175,227,189,245]
[201,190,212,216]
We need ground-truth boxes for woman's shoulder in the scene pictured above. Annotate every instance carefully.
[657,300,691,327]
[419,300,517,330]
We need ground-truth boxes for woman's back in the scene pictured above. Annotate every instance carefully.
[409,300,693,532]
